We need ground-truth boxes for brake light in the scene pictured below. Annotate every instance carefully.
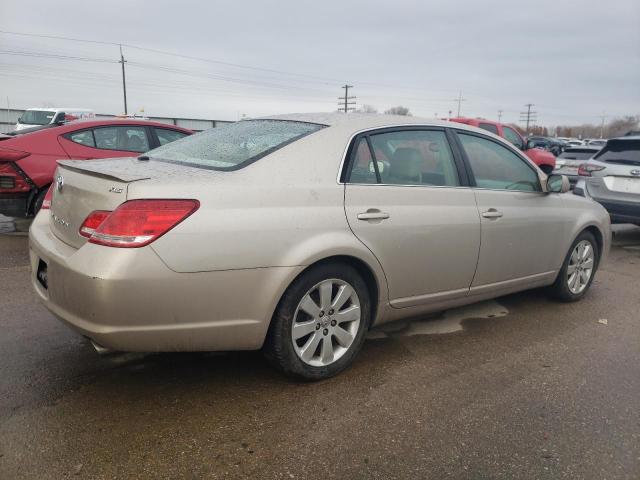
[87,199,199,248]
[578,164,606,177]
[0,161,31,192]
[0,147,29,162]
[79,210,111,237]
[41,184,54,209]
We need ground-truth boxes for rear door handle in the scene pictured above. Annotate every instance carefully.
[481,209,503,219]
[357,210,390,221]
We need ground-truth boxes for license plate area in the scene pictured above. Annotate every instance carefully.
[603,176,640,194]
[36,258,48,290]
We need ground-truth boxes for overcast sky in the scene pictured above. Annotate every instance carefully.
[1,0,638,126]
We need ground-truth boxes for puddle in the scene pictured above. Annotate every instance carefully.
[367,300,509,339]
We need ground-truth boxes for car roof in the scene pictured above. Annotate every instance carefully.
[259,112,492,137]
[8,118,193,136]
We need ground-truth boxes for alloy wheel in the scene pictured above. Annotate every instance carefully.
[567,240,595,294]
[291,278,361,367]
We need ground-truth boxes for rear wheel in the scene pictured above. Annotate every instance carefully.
[548,231,599,302]
[264,263,371,380]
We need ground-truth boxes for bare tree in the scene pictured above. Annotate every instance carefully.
[357,104,378,114]
[384,106,412,116]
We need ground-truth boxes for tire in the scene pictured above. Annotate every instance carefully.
[548,231,599,302]
[31,187,48,215]
[264,263,371,381]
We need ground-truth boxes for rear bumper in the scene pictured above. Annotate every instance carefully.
[575,178,640,224]
[0,194,29,218]
[28,213,302,352]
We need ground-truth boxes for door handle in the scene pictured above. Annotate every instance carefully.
[357,210,390,221]
[481,209,503,219]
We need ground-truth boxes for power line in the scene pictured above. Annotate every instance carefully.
[338,85,356,113]
[0,50,118,63]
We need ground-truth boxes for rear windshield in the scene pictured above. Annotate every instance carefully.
[19,110,55,125]
[593,139,640,166]
[147,119,326,171]
[558,148,598,160]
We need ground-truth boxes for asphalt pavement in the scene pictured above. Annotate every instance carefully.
[1,223,639,479]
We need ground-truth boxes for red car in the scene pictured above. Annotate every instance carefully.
[0,119,192,217]
[449,117,556,174]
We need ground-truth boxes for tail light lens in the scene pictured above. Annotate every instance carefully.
[578,164,605,177]
[79,210,111,237]
[86,199,199,248]
[0,161,31,192]
[41,184,54,209]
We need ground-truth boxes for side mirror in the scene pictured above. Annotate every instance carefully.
[546,174,570,193]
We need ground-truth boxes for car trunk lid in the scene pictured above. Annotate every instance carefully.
[48,159,153,248]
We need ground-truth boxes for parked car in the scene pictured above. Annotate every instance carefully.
[0,118,192,217]
[29,113,610,380]
[15,108,95,131]
[528,136,563,156]
[449,118,556,173]
[574,136,640,225]
[566,140,585,147]
[553,146,602,186]
[586,139,607,148]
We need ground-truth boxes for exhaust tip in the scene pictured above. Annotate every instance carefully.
[90,339,115,355]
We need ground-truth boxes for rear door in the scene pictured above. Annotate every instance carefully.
[453,130,567,288]
[343,128,480,307]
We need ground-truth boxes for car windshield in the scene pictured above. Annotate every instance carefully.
[147,119,326,170]
[593,139,640,166]
[19,110,55,125]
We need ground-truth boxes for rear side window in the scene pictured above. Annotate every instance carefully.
[155,128,189,146]
[348,130,460,187]
[458,133,540,192]
[94,126,150,153]
[147,119,325,171]
[593,140,640,165]
[503,126,524,149]
[478,123,499,135]
[68,130,95,148]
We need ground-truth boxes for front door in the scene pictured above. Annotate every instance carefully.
[343,128,481,307]
[454,130,567,288]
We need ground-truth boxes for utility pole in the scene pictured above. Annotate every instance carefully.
[453,91,465,117]
[337,85,356,113]
[448,110,452,121]
[119,44,128,115]
[519,103,537,134]
[497,110,503,122]
[599,111,607,138]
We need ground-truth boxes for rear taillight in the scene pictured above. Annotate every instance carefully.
[86,199,199,248]
[0,147,29,162]
[41,184,54,209]
[578,164,606,177]
[79,210,111,237]
[0,161,31,192]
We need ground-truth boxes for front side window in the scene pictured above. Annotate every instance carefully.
[349,130,459,186]
[155,128,190,146]
[94,126,150,152]
[457,133,540,192]
[503,126,524,149]
[147,119,325,170]
[68,130,95,147]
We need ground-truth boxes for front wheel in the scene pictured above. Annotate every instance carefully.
[548,231,599,302]
[264,263,371,380]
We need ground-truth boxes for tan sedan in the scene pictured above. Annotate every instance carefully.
[29,113,611,380]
